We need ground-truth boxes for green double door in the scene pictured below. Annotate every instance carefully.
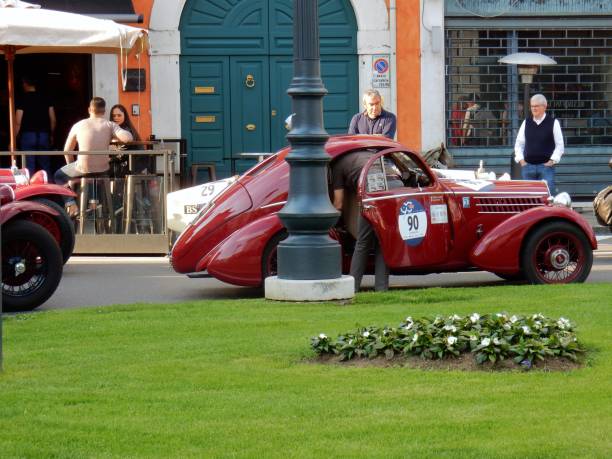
[180,0,358,179]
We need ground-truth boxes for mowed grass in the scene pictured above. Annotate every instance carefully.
[1,283,611,458]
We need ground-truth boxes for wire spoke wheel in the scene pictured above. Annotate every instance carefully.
[522,222,593,284]
[2,220,63,311]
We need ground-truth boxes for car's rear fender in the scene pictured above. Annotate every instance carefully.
[15,184,76,202]
[470,206,597,273]
[1,200,60,225]
[198,213,285,287]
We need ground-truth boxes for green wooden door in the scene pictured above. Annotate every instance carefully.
[180,0,357,180]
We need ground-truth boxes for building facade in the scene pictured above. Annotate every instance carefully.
[5,1,609,196]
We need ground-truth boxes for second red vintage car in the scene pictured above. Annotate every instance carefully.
[0,167,76,263]
[170,135,596,286]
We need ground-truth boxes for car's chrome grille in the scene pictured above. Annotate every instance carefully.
[475,197,545,214]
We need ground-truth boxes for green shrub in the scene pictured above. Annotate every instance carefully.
[311,313,584,368]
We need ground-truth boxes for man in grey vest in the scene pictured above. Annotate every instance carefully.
[514,94,564,193]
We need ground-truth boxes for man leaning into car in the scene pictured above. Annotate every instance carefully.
[331,151,390,292]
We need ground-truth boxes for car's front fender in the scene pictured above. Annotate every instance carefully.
[1,200,60,225]
[199,213,285,287]
[469,206,597,273]
[15,184,76,201]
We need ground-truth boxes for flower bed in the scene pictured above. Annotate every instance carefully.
[311,313,584,370]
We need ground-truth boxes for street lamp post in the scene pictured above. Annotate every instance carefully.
[264,0,353,301]
[499,52,556,179]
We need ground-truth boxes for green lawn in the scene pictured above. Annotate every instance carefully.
[1,283,611,458]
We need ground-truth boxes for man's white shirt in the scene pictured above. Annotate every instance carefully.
[514,113,564,164]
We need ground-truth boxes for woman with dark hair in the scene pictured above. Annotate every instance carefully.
[110,104,151,174]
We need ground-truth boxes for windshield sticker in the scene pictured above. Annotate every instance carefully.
[455,179,495,192]
[430,204,448,224]
[367,172,386,192]
[398,200,428,246]
[462,197,470,208]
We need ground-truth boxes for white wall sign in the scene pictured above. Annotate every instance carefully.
[371,54,390,89]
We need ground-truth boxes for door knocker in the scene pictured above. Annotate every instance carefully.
[245,74,255,88]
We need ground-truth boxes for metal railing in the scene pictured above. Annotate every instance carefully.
[1,148,176,254]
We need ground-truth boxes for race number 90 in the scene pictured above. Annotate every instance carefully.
[398,199,427,246]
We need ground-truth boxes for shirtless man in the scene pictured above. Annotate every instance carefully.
[55,97,132,214]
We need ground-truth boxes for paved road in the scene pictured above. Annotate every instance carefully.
[41,236,612,310]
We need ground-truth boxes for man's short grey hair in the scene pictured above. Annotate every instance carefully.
[531,94,548,107]
[363,89,383,105]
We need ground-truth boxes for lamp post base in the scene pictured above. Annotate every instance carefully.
[265,275,355,302]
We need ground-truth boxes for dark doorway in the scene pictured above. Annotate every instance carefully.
[0,54,92,170]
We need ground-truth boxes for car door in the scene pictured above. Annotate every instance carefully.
[357,149,452,269]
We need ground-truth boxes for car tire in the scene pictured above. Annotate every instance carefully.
[521,221,593,284]
[2,219,64,312]
[30,197,76,264]
[261,231,288,285]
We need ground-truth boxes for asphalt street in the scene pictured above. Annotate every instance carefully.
[39,235,612,311]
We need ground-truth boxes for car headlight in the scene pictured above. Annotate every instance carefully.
[550,192,572,208]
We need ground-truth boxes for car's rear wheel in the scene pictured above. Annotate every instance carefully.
[261,231,288,285]
[521,221,593,284]
[2,219,64,312]
[29,197,75,264]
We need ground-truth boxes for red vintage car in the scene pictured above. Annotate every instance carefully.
[170,135,596,286]
[1,185,64,311]
[0,168,76,263]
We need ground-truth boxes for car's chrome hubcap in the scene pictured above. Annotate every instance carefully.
[550,248,570,270]
[14,260,26,276]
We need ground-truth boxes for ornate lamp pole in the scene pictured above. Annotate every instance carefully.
[265,0,353,301]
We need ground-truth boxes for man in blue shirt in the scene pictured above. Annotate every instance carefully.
[348,89,397,139]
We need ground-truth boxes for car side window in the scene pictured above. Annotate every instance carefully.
[390,152,432,188]
[366,157,387,192]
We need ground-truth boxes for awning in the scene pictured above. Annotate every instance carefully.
[34,0,142,23]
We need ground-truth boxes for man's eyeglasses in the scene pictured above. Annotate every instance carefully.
[530,104,543,108]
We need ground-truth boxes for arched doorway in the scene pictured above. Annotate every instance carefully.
[179,0,358,178]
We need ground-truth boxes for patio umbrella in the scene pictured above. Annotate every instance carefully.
[0,0,147,155]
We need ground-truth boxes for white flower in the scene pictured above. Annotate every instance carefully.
[362,331,370,338]
[348,339,353,345]
[447,336,458,346]
[404,322,413,330]
[534,321,542,330]
[557,317,571,330]
[493,337,502,345]
[481,337,491,347]
[434,316,443,325]
[444,325,457,332]
[318,333,327,340]
[383,329,388,336]
[522,326,531,335]
[450,314,462,321]
[510,315,519,323]
[503,323,511,331]
[470,313,480,323]
[532,313,544,320]
[470,335,478,342]
[412,333,419,343]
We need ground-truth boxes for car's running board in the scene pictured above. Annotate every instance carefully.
[186,271,213,278]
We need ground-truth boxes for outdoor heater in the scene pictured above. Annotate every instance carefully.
[498,52,556,178]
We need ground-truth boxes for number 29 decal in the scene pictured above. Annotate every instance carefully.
[398,199,428,246]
